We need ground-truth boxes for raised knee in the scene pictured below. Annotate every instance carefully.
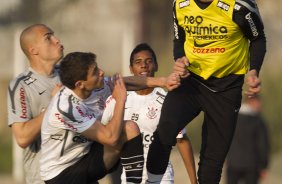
[124,120,140,138]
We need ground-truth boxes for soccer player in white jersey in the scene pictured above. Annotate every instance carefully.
[102,43,197,183]
[40,52,148,184]
[7,24,63,184]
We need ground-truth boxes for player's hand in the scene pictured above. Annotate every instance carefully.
[165,73,181,91]
[174,56,190,78]
[111,73,127,103]
[245,69,261,98]
[51,83,62,97]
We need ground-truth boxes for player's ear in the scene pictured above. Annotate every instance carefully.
[29,46,38,55]
[75,80,84,89]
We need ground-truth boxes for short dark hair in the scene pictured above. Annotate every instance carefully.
[59,52,97,89]
[129,43,158,70]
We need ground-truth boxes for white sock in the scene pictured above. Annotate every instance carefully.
[145,171,164,184]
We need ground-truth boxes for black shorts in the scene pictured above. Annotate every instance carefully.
[45,142,107,184]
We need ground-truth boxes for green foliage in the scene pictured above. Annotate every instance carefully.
[0,131,12,173]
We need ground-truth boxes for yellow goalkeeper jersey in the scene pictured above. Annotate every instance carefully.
[175,0,249,79]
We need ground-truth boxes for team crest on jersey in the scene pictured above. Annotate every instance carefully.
[146,107,158,119]
[179,0,190,8]
[217,1,230,11]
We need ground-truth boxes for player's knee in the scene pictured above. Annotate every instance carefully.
[124,120,140,139]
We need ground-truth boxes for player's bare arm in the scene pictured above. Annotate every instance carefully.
[11,111,45,148]
[123,74,180,91]
[177,135,198,184]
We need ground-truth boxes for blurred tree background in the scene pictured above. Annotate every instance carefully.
[0,0,281,177]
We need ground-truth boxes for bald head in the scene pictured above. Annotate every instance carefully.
[20,24,49,57]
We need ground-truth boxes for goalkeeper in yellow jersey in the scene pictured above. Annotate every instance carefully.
[146,0,266,183]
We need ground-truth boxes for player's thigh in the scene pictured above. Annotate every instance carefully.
[86,142,110,181]
[108,162,122,184]
[158,83,200,145]
[102,145,121,171]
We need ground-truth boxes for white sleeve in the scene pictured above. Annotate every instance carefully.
[176,128,187,139]
[101,95,116,125]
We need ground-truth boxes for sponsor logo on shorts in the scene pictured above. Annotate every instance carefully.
[73,135,88,143]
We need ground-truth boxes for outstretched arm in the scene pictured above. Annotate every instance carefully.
[122,73,180,91]
[177,134,198,184]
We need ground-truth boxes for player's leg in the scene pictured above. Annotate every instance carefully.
[197,86,242,184]
[90,120,143,183]
[146,79,201,183]
[119,120,144,184]
[107,162,122,184]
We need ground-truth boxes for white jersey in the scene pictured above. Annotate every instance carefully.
[102,87,185,183]
[7,67,60,184]
[40,78,112,181]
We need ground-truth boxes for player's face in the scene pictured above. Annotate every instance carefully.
[33,25,64,64]
[130,50,157,77]
[83,63,104,91]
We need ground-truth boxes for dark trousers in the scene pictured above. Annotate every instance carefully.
[150,77,242,184]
